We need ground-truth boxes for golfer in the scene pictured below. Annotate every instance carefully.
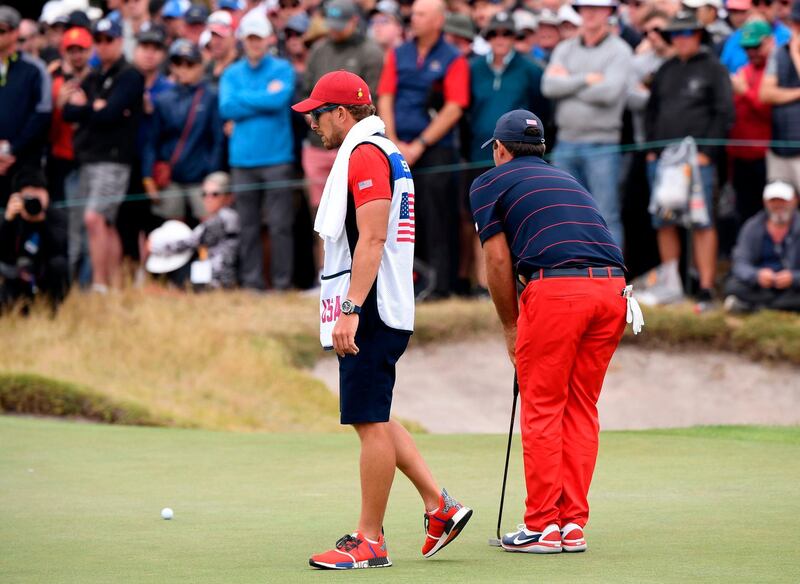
[292,71,472,570]
[470,110,642,554]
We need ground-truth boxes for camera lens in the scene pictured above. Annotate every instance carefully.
[23,196,43,216]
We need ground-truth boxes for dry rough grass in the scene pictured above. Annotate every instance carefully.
[628,303,800,364]
[0,289,341,432]
[1,291,797,432]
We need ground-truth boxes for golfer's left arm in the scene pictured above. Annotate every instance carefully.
[482,232,519,367]
[332,199,390,357]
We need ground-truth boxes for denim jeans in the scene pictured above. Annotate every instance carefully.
[551,142,623,246]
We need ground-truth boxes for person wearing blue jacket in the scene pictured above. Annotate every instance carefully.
[720,6,790,73]
[142,40,224,222]
[219,11,296,291]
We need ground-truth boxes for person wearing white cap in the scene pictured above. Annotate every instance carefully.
[533,9,562,62]
[219,9,297,290]
[724,180,800,312]
[369,0,405,51]
[512,9,539,56]
[541,0,632,247]
[205,10,239,88]
[557,4,582,39]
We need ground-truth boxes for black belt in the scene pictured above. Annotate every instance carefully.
[520,267,625,282]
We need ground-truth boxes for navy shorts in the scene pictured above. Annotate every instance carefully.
[338,319,410,425]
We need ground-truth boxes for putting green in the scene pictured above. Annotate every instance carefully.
[2,418,798,583]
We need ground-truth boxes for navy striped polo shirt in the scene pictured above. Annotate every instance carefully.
[469,155,625,274]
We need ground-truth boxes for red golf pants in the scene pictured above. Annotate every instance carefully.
[515,275,627,531]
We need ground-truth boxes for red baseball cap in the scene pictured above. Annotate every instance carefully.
[61,27,92,50]
[291,70,372,113]
[726,0,752,10]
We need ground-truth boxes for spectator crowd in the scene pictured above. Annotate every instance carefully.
[1,0,800,313]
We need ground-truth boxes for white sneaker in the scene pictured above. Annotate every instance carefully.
[561,522,587,553]
[500,523,562,553]
[723,295,753,314]
[634,260,684,306]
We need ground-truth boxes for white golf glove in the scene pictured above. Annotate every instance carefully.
[622,285,644,335]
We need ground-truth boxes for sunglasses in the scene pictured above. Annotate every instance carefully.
[670,29,697,38]
[310,104,340,123]
[203,190,225,197]
[285,29,304,38]
[171,58,197,67]
[644,26,662,34]
[753,0,774,5]
[486,30,515,40]
[94,35,116,44]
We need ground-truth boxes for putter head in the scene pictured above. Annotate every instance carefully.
[488,537,502,547]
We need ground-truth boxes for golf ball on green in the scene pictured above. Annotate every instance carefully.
[161,507,173,520]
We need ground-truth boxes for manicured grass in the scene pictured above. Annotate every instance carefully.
[2,417,798,583]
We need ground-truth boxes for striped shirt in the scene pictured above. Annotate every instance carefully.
[469,155,625,274]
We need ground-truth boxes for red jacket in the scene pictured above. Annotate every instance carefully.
[50,72,75,161]
[728,64,771,160]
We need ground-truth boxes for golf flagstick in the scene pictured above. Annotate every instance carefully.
[489,373,519,547]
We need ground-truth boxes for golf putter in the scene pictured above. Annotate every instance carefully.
[489,373,519,547]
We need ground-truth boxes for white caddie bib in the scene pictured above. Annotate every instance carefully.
[318,135,416,349]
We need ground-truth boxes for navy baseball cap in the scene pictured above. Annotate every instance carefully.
[184,3,209,24]
[93,17,123,39]
[169,39,202,63]
[481,109,545,149]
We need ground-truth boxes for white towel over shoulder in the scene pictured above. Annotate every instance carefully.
[313,115,387,241]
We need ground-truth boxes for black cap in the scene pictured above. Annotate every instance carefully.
[67,10,91,30]
[137,22,167,47]
[481,109,545,149]
[13,168,48,192]
[485,11,516,35]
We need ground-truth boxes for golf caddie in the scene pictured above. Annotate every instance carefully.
[292,71,472,570]
[470,110,643,554]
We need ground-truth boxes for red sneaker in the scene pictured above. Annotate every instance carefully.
[309,532,391,570]
[422,489,473,558]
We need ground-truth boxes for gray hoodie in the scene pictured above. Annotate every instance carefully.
[541,33,633,143]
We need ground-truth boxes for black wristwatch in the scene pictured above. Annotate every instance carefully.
[341,299,361,315]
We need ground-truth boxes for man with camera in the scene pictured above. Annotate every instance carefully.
[0,170,68,311]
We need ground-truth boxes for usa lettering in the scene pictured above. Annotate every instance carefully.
[321,296,342,323]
